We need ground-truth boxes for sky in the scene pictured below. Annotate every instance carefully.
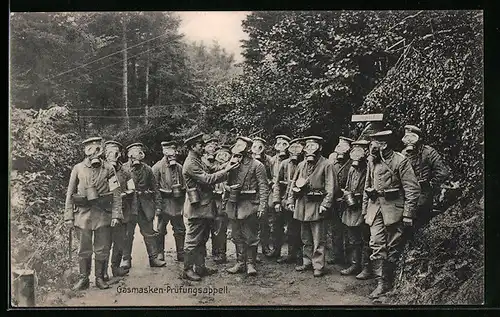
[176,11,251,63]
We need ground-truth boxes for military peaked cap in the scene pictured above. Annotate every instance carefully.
[184,133,204,146]
[351,140,370,146]
[275,135,291,142]
[339,136,354,143]
[82,137,102,145]
[126,143,144,151]
[303,136,324,143]
[104,140,123,149]
[368,130,393,139]
[161,140,177,147]
[404,125,422,136]
[253,137,267,144]
[290,138,303,144]
[204,137,219,144]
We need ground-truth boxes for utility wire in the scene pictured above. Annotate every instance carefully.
[70,103,201,111]
[44,31,174,82]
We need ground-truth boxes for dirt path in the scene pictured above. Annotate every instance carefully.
[41,224,376,306]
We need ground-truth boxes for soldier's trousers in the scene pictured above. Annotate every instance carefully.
[230,213,259,248]
[123,211,158,262]
[369,210,404,263]
[345,224,371,262]
[326,207,346,261]
[274,209,302,255]
[157,213,186,252]
[301,219,327,271]
[210,214,228,256]
[183,217,212,271]
[109,222,127,267]
[258,207,271,252]
[75,226,112,261]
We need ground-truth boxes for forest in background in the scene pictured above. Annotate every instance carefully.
[10,11,483,304]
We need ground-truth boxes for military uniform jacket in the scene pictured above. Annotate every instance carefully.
[334,159,352,189]
[271,157,298,207]
[64,159,123,230]
[287,156,338,222]
[362,150,421,227]
[115,163,137,223]
[268,154,287,207]
[152,158,185,217]
[182,151,227,219]
[223,156,269,220]
[341,165,367,227]
[123,161,161,222]
[405,145,450,207]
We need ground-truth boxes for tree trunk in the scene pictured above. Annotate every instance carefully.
[122,17,130,131]
[145,45,150,125]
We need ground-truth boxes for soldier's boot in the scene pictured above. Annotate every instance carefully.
[246,246,258,276]
[356,248,374,280]
[295,262,313,272]
[72,258,91,291]
[277,243,296,264]
[102,257,110,282]
[111,249,129,277]
[156,233,166,261]
[385,261,396,291]
[121,258,131,270]
[174,235,185,262]
[369,259,390,299]
[268,244,282,259]
[94,260,110,290]
[182,251,201,281]
[226,245,246,274]
[144,236,166,267]
[340,247,362,276]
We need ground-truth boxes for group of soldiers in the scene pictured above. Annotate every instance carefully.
[64,122,450,299]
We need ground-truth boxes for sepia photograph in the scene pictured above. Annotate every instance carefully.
[9,10,484,307]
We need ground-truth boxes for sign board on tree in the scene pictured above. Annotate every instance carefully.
[351,113,384,122]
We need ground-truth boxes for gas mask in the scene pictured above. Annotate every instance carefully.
[334,139,351,161]
[369,140,388,160]
[304,141,320,162]
[204,141,218,162]
[230,139,248,164]
[274,138,290,157]
[85,141,104,167]
[128,146,145,167]
[162,146,178,166]
[288,142,304,163]
[402,132,420,154]
[251,140,266,161]
[215,149,231,164]
[349,146,367,167]
[105,144,121,167]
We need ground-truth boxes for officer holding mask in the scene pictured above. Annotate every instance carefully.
[287,136,338,277]
[152,140,186,263]
[272,138,305,265]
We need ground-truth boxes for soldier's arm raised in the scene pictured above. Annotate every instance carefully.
[399,158,421,219]
[186,160,233,185]
[64,166,79,221]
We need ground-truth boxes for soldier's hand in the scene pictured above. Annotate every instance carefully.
[403,217,413,227]
[65,219,74,230]
[274,204,281,212]
[319,205,327,215]
[111,218,120,227]
[257,209,264,218]
[224,162,240,172]
[287,204,295,211]
[155,208,161,216]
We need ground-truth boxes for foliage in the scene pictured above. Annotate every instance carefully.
[11,106,82,294]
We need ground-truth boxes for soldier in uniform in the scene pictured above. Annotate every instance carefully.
[182,133,238,281]
[362,130,421,298]
[102,140,134,281]
[122,143,166,268]
[267,135,291,258]
[338,140,373,279]
[211,145,232,264]
[287,136,338,277]
[251,136,274,259]
[225,136,269,276]
[64,137,123,290]
[327,136,354,265]
[273,138,305,265]
[401,125,450,229]
[152,140,186,262]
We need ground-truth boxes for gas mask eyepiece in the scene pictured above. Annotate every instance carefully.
[304,140,320,162]
[334,139,351,161]
[127,144,145,167]
[349,146,367,167]
[274,137,290,157]
[252,139,266,161]
[84,139,104,167]
[402,132,419,154]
